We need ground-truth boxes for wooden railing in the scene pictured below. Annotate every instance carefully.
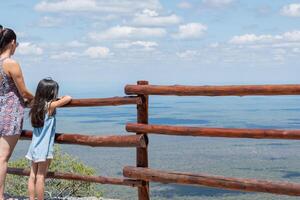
[8,96,144,188]
[124,82,300,199]
[125,84,300,96]
[8,81,300,200]
[126,123,300,140]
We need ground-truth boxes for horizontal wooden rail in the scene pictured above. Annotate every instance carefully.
[21,130,146,148]
[123,166,300,196]
[65,96,140,107]
[8,167,141,187]
[37,96,139,108]
[126,123,300,140]
[125,84,300,96]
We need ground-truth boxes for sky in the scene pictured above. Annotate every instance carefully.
[1,0,300,97]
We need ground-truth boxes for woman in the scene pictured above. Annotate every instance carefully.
[0,27,33,200]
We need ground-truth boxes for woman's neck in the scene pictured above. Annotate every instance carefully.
[0,50,11,59]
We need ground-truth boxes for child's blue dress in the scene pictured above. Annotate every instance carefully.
[26,103,56,163]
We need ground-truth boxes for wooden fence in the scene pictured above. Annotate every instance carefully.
[7,81,300,200]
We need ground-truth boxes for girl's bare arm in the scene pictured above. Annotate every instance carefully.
[50,95,72,110]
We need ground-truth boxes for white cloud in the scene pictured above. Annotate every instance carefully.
[283,31,300,41]
[280,3,300,17]
[115,41,158,50]
[177,1,192,9]
[202,0,235,8]
[51,51,78,60]
[132,9,181,26]
[17,43,43,55]
[225,31,300,64]
[139,9,158,17]
[67,40,87,47]
[35,0,97,12]
[176,50,199,59]
[229,34,277,44]
[84,46,112,58]
[171,29,300,65]
[89,25,166,40]
[173,23,207,39]
[174,42,298,64]
[38,16,62,27]
[35,0,162,14]
[229,31,300,44]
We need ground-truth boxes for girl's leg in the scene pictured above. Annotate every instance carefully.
[28,162,38,200]
[0,135,19,200]
[36,159,51,200]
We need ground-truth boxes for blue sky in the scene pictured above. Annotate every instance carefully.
[1,0,300,97]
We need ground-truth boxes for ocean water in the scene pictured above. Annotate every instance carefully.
[12,96,300,200]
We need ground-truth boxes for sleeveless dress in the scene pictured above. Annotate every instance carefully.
[25,102,56,163]
[0,57,25,136]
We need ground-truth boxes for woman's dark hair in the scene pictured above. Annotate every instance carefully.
[30,78,59,128]
[0,28,17,54]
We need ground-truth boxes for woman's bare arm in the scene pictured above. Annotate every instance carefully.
[5,60,34,101]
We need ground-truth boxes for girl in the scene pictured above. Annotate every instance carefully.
[0,27,33,200]
[25,78,72,200]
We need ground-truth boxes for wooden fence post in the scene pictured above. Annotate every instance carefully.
[136,80,150,200]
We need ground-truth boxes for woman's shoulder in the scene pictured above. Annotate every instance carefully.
[3,58,19,65]
[2,58,20,76]
[2,58,20,71]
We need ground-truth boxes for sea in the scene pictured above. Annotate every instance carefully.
[11,95,300,200]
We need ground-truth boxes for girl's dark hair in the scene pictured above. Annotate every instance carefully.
[0,28,17,54]
[30,78,59,128]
